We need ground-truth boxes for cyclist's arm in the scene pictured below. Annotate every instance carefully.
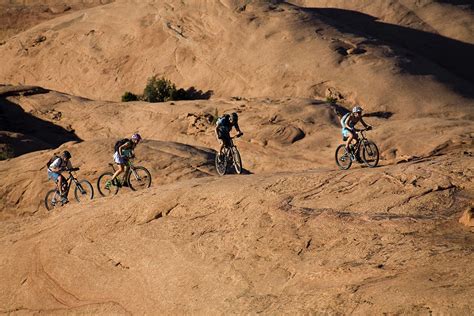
[118,142,131,156]
[65,160,73,171]
[233,122,243,136]
[360,117,371,129]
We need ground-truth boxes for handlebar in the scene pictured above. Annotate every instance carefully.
[67,167,80,172]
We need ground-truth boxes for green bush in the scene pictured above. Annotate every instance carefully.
[211,108,219,125]
[0,144,14,161]
[326,96,337,104]
[121,91,139,102]
[142,76,178,103]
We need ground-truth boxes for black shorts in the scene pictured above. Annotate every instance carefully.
[217,128,232,148]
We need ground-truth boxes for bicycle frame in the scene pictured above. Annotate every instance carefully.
[108,160,138,184]
[352,130,369,155]
[53,170,78,197]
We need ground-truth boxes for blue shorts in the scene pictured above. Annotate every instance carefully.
[342,128,355,138]
[48,170,61,182]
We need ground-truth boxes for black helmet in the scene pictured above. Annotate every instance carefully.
[231,112,238,121]
[62,150,71,159]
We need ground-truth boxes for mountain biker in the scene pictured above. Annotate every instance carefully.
[109,133,142,187]
[341,106,372,155]
[47,150,73,204]
[215,112,243,154]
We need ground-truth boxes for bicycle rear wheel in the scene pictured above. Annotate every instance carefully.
[128,166,152,191]
[74,180,94,202]
[215,151,227,176]
[361,141,379,168]
[335,144,352,170]
[97,172,119,197]
[44,189,61,211]
[231,147,242,174]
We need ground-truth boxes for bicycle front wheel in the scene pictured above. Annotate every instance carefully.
[361,141,379,168]
[215,152,227,176]
[74,180,94,202]
[97,172,119,197]
[128,166,152,191]
[44,189,61,211]
[335,144,352,170]
[231,147,242,174]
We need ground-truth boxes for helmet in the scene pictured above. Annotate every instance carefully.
[131,133,142,142]
[231,112,238,120]
[352,106,362,113]
[62,150,71,159]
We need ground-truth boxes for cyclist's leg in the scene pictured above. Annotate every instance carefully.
[122,164,130,186]
[222,132,232,150]
[111,152,126,184]
[111,164,124,184]
[343,129,353,152]
[216,128,226,154]
[57,174,65,195]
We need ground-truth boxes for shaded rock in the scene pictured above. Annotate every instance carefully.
[270,125,305,145]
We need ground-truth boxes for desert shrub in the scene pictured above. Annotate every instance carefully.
[326,96,337,104]
[211,108,219,125]
[121,91,139,102]
[0,144,14,161]
[142,76,178,103]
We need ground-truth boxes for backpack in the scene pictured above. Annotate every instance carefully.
[46,155,61,169]
[114,138,130,153]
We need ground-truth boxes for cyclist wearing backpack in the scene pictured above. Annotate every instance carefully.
[46,150,73,203]
[341,106,372,155]
[215,112,243,154]
[109,133,142,187]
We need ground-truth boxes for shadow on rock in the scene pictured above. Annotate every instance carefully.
[299,7,474,98]
[0,97,81,157]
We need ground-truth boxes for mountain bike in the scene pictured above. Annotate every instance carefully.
[335,129,379,170]
[97,159,151,197]
[215,135,243,176]
[44,168,94,211]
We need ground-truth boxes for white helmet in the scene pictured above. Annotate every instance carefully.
[352,106,362,113]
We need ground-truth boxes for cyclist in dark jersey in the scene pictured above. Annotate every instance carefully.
[215,112,243,154]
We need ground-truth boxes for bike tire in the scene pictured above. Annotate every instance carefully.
[97,172,119,197]
[215,152,227,176]
[128,166,152,191]
[335,144,352,170]
[74,180,94,202]
[231,147,242,174]
[44,189,61,211]
[361,141,379,168]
